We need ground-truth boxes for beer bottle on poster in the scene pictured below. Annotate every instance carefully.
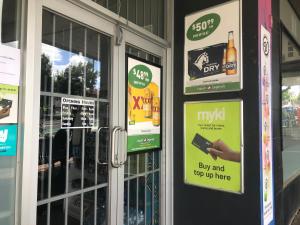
[152,97,160,126]
[222,48,227,73]
[226,31,237,75]
[143,88,152,118]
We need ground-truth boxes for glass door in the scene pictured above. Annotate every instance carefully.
[34,1,166,225]
[37,10,112,225]
[123,46,162,225]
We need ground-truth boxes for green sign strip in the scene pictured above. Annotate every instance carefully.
[128,134,160,153]
[0,84,18,94]
[185,82,240,94]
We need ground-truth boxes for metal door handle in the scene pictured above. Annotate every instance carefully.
[119,129,128,166]
[111,126,128,168]
[111,126,122,168]
[96,126,109,165]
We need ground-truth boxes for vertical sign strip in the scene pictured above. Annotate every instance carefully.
[259,0,275,224]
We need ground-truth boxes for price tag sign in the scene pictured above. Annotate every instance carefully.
[187,14,220,41]
[128,64,152,88]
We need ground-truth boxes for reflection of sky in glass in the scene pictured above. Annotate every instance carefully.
[282,85,300,96]
[42,43,101,90]
[291,86,300,97]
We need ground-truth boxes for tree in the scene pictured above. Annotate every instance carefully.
[41,54,52,92]
[282,86,292,103]
[54,61,98,96]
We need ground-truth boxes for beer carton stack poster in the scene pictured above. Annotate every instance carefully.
[184,100,243,193]
[184,0,241,94]
[126,55,162,153]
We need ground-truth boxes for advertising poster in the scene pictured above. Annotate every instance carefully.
[0,84,18,124]
[127,55,162,153]
[0,44,21,86]
[184,1,241,94]
[0,125,18,156]
[259,0,274,223]
[61,97,95,129]
[184,100,243,193]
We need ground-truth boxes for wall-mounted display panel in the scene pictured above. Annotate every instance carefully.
[126,55,162,153]
[184,100,243,193]
[184,0,242,94]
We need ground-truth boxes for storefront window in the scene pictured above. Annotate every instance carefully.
[91,0,165,38]
[281,31,300,183]
[0,0,21,225]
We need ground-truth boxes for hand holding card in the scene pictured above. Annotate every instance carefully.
[208,140,241,162]
[192,133,212,154]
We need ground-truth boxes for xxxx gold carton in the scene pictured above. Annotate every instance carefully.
[128,82,159,125]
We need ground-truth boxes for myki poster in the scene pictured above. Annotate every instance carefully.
[126,55,162,153]
[184,0,242,94]
[184,100,243,193]
[259,0,274,224]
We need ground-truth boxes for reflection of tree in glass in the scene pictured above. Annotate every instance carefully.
[41,54,52,92]
[86,60,99,97]
[54,67,69,93]
[58,61,97,96]
[41,54,98,96]
[282,86,292,103]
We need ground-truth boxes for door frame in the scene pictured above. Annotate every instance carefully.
[20,0,174,225]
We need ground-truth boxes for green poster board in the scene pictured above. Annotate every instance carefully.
[184,100,243,193]
[126,55,162,153]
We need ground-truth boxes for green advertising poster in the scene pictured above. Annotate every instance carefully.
[126,55,162,153]
[184,100,243,193]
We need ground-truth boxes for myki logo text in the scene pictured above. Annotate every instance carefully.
[197,107,225,123]
[132,96,144,110]
[0,129,8,143]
